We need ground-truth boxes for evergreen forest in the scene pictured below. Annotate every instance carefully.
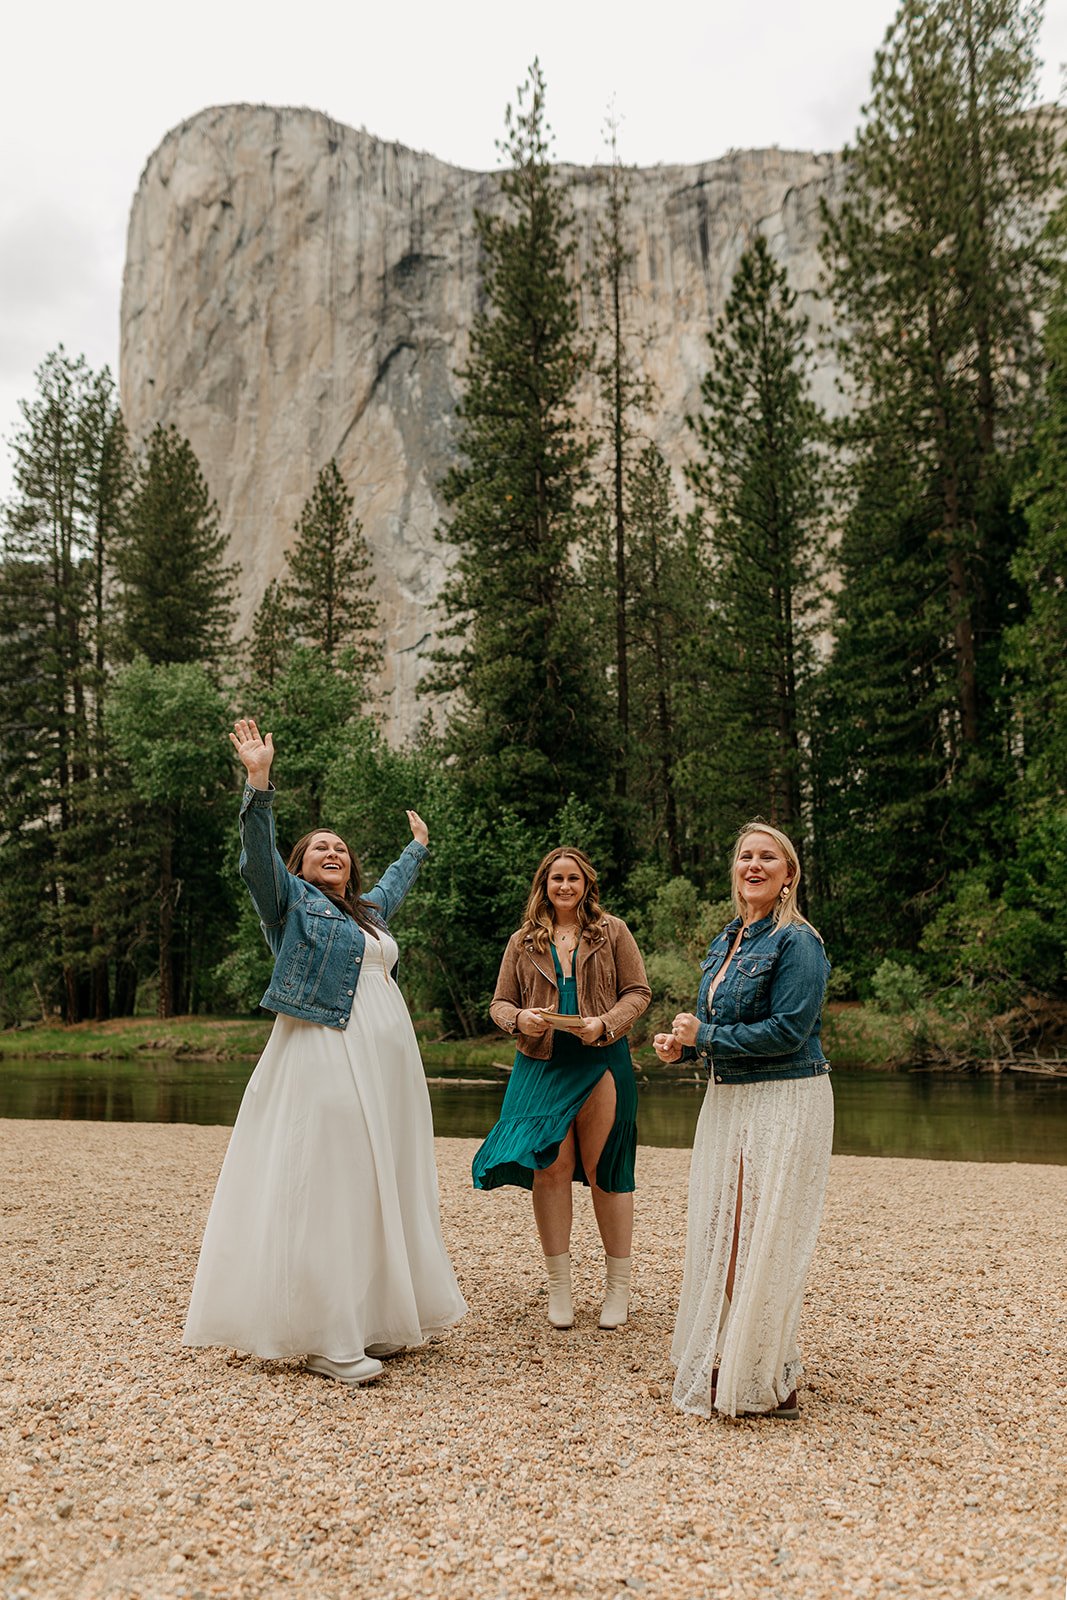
[1,0,1064,1063]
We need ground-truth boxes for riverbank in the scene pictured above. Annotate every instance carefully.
[2,1007,1064,1074]
[2,1120,1065,1600]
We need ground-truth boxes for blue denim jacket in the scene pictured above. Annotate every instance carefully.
[239,783,428,1029]
[688,913,831,1084]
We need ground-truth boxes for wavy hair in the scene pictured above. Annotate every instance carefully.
[730,820,822,939]
[286,828,382,937]
[518,847,605,953]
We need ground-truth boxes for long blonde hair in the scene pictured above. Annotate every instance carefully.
[518,847,605,953]
[730,820,822,939]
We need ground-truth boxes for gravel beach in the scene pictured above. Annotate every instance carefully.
[1,1119,1064,1600]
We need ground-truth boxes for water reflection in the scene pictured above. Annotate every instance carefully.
[0,1057,1065,1164]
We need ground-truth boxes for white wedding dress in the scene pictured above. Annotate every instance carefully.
[183,928,467,1359]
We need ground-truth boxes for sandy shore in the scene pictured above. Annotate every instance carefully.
[1,1120,1064,1600]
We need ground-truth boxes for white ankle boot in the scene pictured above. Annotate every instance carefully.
[599,1254,631,1330]
[544,1252,573,1328]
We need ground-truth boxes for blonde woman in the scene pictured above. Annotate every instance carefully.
[655,822,833,1420]
[474,848,650,1331]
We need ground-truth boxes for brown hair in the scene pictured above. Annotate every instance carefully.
[286,828,382,937]
[518,847,605,953]
[730,820,821,939]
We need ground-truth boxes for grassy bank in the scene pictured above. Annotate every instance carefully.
[1,1006,1062,1073]
[0,1016,274,1062]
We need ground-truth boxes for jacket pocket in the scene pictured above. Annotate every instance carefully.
[281,939,310,990]
[736,954,775,980]
[734,953,776,1019]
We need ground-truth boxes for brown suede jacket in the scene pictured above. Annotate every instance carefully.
[489,912,651,1061]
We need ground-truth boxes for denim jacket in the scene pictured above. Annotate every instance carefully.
[687,913,831,1084]
[239,783,428,1029]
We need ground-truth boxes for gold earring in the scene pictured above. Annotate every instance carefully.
[781,885,791,898]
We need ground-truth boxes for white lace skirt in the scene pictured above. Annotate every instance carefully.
[671,1073,833,1418]
[183,932,467,1360]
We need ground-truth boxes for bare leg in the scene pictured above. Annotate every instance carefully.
[576,1072,634,1259]
[532,1126,577,1255]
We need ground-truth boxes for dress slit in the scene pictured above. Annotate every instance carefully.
[473,948,638,1195]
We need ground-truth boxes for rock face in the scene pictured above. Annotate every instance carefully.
[121,104,844,737]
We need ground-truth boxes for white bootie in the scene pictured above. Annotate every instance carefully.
[544,1252,573,1329]
[599,1254,631,1330]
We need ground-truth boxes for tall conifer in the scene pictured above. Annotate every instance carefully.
[588,120,651,847]
[116,424,236,670]
[686,236,827,847]
[427,62,608,821]
[284,459,380,679]
[0,350,129,1020]
[817,0,1058,956]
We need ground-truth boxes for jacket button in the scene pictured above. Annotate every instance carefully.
[714,1075,723,1083]
[340,1014,349,1023]
[711,1008,717,1016]
[347,989,354,996]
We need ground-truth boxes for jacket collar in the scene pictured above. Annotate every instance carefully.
[720,911,776,941]
[521,920,607,951]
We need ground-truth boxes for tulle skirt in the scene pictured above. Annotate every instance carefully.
[183,946,466,1360]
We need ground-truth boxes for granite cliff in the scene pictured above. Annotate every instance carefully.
[120,104,845,736]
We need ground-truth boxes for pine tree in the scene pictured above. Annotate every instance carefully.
[116,424,236,669]
[0,349,130,1021]
[998,204,1067,984]
[107,660,233,1018]
[624,446,710,878]
[284,459,380,679]
[426,62,609,823]
[110,425,237,1015]
[588,119,652,847]
[686,236,827,846]
[246,578,294,690]
[817,0,1059,959]
[1009,203,1067,806]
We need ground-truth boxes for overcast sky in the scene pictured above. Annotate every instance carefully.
[2,0,1064,500]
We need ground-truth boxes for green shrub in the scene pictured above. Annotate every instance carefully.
[870,959,926,1014]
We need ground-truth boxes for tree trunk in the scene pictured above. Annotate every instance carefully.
[158,817,175,1019]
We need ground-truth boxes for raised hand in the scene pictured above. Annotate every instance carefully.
[230,718,274,789]
[406,809,429,847]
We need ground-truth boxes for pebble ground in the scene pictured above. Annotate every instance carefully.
[1,1120,1065,1600]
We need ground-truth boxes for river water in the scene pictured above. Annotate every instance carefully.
[2,1056,1066,1164]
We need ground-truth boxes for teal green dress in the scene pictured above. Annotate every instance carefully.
[472,947,638,1193]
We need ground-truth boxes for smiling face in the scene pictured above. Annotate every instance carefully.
[545,856,587,923]
[734,831,794,920]
[300,831,353,896]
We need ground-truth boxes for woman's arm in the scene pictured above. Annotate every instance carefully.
[595,920,652,1044]
[364,811,429,923]
[231,719,296,929]
[696,930,829,1060]
[488,937,549,1038]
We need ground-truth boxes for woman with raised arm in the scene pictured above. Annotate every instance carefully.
[473,848,651,1331]
[654,822,833,1421]
[183,719,466,1385]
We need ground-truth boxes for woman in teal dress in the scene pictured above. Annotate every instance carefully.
[473,848,651,1331]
